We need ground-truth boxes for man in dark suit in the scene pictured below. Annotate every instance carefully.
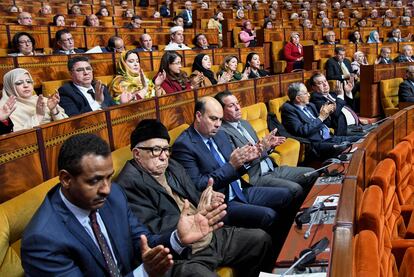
[53,29,85,55]
[281,83,361,160]
[375,47,393,64]
[394,45,414,63]
[309,72,359,136]
[21,133,228,276]
[399,66,414,102]
[101,36,125,53]
[172,96,293,234]
[180,1,193,28]
[116,119,274,276]
[321,31,338,45]
[160,0,172,17]
[136,34,157,52]
[325,46,353,82]
[215,91,316,205]
[58,56,127,116]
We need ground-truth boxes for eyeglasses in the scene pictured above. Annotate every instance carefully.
[14,79,34,86]
[61,37,74,42]
[18,40,32,45]
[73,66,93,73]
[136,146,171,157]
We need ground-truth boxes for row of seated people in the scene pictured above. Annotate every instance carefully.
[0,49,269,133]
[353,132,414,276]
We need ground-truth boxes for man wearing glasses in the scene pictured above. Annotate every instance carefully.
[58,56,128,116]
[116,119,274,276]
[53,29,85,55]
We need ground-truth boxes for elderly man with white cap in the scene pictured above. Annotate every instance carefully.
[164,26,191,50]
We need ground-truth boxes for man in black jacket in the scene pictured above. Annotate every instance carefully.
[399,65,414,103]
[58,56,130,116]
[116,119,274,277]
[325,46,353,82]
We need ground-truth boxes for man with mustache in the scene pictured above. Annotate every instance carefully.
[116,119,274,276]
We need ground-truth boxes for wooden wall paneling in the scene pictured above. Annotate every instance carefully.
[81,52,115,77]
[358,132,378,188]
[146,29,170,46]
[263,28,285,42]
[212,47,240,65]
[182,49,213,67]
[392,109,407,145]
[202,29,220,46]
[0,25,9,49]
[117,28,145,47]
[0,129,44,203]
[158,89,196,130]
[394,61,411,79]
[84,27,117,49]
[374,119,394,161]
[150,51,164,73]
[303,29,322,41]
[49,26,87,49]
[405,106,414,132]
[108,99,157,149]
[39,111,110,177]
[280,72,302,96]
[8,25,50,49]
[197,83,228,98]
[16,55,70,89]
[254,75,281,103]
[226,79,256,107]
[0,57,16,89]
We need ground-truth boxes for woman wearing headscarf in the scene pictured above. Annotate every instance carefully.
[243,52,270,78]
[0,68,67,132]
[239,20,257,47]
[283,32,304,72]
[367,30,381,43]
[191,53,224,88]
[109,49,159,103]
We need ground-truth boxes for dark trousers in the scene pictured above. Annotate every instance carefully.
[171,227,274,277]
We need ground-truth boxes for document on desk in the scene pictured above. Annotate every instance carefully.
[259,272,327,277]
[313,195,339,208]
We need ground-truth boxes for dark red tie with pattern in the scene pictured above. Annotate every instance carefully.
[89,211,121,277]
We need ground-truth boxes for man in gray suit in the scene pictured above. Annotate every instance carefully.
[215,91,317,204]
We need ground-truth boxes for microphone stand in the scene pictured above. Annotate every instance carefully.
[280,251,313,277]
[304,161,340,177]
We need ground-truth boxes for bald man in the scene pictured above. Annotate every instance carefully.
[18,12,33,26]
[172,97,294,241]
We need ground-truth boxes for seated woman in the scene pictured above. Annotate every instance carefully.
[217,55,248,83]
[191,53,224,88]
[283,32,304,72]
[239,20,257,47]
[0,68,67,132]
[349,31,364,44]
[110,50,163,103]
[351,51,368,79]
[367,30,380,43]
[52,14,66,26]
[207,11,224,47]
[9,32,43,56]
[263,18,273,29]
[96,7,110,16]
[153,51,200,94]
[244,52,270,78]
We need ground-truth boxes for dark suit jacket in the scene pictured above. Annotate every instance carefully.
[399,80,414,102]
[21,184,171,276]
[377,57,393,64]
[172,126,250,199]
[321,41,338,45]
[160,4,171,17]
[180,9,193,27]
[58,81,115,116]
[325,57,353,81]
[221,120,275,184]
[116,159,200,234]
[281,102,326,142]
[310,91,352,135]
[136,46,156,52]
[52,48,85,54]
[394,55,414,63]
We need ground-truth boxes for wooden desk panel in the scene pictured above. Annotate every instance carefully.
[392,109,408,144]
[254,75,281,104]
[158,90,196,130]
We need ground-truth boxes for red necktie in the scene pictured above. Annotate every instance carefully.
[89,211,121,277]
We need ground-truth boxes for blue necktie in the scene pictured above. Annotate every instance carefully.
[207,139,247,203]
[303,107,331,140]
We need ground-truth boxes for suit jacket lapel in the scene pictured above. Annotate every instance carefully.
[407,80,414,95]
[70,82,90,107]
[51,188,107,270]
[189,126,221,164]
[222,122,249,146]
[241,120,259,143]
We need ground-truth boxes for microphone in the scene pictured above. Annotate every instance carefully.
[295,202,325,229]
[303,159,342,177]
[280,237,330,276]
[332,141,352,149]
